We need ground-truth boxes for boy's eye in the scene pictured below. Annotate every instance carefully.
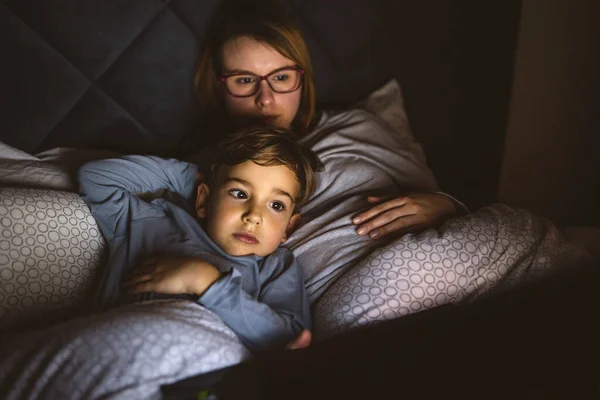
[270,201,286,212]
[229,189,248,199]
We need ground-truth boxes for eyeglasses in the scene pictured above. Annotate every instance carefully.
[220,66,304,98]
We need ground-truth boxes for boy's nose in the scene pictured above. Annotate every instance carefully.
[243,207,262,225]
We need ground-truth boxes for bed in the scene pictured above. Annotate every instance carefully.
[1,1,598,399]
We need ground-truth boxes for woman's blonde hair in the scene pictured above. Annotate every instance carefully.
[194,1,316,134]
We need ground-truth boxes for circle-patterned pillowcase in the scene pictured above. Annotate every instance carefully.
[313,204,581,340]
[0,188,106,332]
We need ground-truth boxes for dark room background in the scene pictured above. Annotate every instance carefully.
[498,0,600,227]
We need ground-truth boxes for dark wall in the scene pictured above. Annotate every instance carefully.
[298,0,522,210]
[499,0,600,227]
[427,1,521,210]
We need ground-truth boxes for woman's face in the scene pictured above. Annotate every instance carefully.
[220,36,302,129]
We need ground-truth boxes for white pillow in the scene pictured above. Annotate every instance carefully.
[355,79,428,165]
[0,142,121,192]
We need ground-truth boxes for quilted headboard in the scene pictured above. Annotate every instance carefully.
[0,0,521,208]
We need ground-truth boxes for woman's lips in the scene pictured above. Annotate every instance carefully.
[235,115,278,125]
[262,115,278,122]
[233,233,258,244]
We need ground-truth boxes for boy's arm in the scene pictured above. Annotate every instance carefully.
[78,155,198,241]
[198,250,312,354]
[78,156,198,308]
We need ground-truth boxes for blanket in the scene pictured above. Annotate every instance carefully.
[0,300,249,399]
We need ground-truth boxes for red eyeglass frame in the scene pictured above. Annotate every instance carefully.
[219,66,305,97]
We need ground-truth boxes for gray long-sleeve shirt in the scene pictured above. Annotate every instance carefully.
[78,156,311,353]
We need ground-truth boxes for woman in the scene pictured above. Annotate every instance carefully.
[192,2,463,303]
[191,3,582,338]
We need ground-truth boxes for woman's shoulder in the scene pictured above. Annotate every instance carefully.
[315,108,381,129]
[306,107,398,148]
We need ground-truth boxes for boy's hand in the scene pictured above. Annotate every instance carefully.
[122,256,221,296]
[286,329,312,350]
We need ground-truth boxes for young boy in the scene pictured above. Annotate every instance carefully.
[78,126,321,353]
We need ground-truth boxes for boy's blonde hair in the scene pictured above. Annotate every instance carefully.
[194,1,316,134]
[210,126,321,206]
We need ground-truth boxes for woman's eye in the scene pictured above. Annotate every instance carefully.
[229,189,248,199]
[272,74,289,82]
[270,201,286,212]
[236,76,255,85]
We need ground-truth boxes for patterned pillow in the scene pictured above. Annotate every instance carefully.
[313,204,582,340]
[0,188,106,332]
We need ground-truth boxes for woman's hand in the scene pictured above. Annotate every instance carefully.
[352,192,461,240]
[122,256,221,296]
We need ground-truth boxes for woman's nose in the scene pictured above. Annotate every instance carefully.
[256,80,274,107]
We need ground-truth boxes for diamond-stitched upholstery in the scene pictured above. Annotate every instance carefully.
[2,0,217,155]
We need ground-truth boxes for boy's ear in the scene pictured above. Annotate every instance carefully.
[282,213,301,242]
[195,183,210,219]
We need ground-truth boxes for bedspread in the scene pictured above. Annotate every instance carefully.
[0,300,249,399]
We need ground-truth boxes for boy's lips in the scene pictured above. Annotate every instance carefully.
[233,232,259,244]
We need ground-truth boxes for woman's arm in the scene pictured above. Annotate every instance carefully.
[352,192,467,240]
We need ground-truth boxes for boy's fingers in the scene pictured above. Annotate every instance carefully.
[129,281,155,294]
[286,329,312,350]
[366,195,384,203]
[137,267,155,275]
[122,273,153,287]
[129,263,162,278]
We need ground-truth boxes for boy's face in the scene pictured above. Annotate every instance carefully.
[203,160,301,257]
